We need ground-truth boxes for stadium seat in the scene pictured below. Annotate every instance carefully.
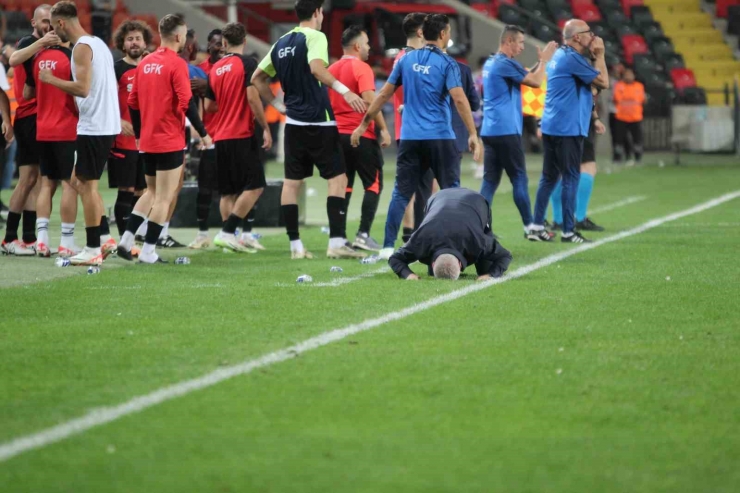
[498,5,526,27]
[661,53,685,72]
[630,7,653,27]
[644,86,672,117]
[530,21,561,42]
[620,0,644,16]
[716,0,740,18]
[570,0,594,8]
[621,34,648,64]
[471,3,491,16]
[729,6,740,35]
[596,0,621,10]
[605,52,621,67]
[573,4,602,20]
[615,23,638,37]
[605,9,629,28]
[521,0,548,10]
[679,86,707,105]
[670,68,697,91]
[603,37,621,55]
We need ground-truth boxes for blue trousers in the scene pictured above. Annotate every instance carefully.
[479,135,532,226]
[533,135,583,234]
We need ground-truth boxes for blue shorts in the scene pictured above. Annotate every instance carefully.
[396,139,459,198]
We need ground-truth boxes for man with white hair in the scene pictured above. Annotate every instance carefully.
[388,188,512,280]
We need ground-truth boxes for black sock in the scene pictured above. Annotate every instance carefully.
[196,189,212,232]
[145,221,164,246]
[327,196,346,239]
[3,211,21,242]
[100,215,111,237]
[281,204,300,241]
[359,191,380,235]
[85,226,101,248]
[114,191,135,237]
[125,212,146,235]
[22,210,37,243]
[223,213,242,234]
[243,208,256,233]
[345,191,353,211]
[402,227,414,243]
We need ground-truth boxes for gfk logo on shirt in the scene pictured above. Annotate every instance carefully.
[38,60,57,70]
[216,64,232,76]
[413,64,431,74]
[278,47,296,59]
[143,63,163,75]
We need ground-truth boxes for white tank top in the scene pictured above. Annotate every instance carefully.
[72,36,121,136]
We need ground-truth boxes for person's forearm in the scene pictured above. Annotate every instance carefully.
[129,107,141,139]
[360,83,394,126]
[389,255,414,279]
[186,98,207,138]
[373,111,388,132]
[9,41,43,67]
[252,72,281,110]
[592,56,609,89]
[247,88,269,131]
[0,90,10,122]
[527,62,547,87]
[46,76,89,97]
[309,61,338,89]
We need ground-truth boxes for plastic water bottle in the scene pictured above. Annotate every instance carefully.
[320,226,330,234]
[252,233,263,240]
[361,255,379,265]
[87,266,100,275]
[55,257,71,267]
[175,257,191,265]
[296,275,313,283]
[330,266,343,273]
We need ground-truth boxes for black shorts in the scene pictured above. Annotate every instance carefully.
[284,124,345,181]
[39,141,76,181]
[339,134,383,192]
[14,114,39,166]
[215,137,266,195]
[582,123,596,164]
[482,134,527,182]
[144,150,185,177]
[395,139,460,198]
[108,148,146,190]
[198,147,218,191]
[75,135,116,180]
[184,126,191,153]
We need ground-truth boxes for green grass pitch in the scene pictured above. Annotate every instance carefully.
[1,152,739,492]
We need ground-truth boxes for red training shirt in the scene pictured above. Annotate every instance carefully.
[113,58,138,151]
[328,56,376,139]
[392,47,414,142]
[199,57,218,136]
[205,53,257,142]
[28,46,78,141]
[14,35,38,121]
[128,47,192,153]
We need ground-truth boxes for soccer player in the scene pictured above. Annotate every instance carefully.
[117,14,211,264]
[24,36,80,257]
[251,0,367,260]
[2,4,55,256]
[531,19,608,244]
[109,20,152,237]
[328,25,391,252]
[203,22,271,253]
[479,25,557,242]
[43,2,121,265]
[352,14,480,260]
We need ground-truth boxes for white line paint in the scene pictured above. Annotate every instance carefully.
[589,196,646,215]
[275,266,390,288]
[1,190,738,464]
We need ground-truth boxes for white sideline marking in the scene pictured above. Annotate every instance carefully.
[1,191,739,464]
[589,196,646,215]
[275,266,390,288]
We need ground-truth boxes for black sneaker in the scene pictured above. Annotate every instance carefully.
[561,232,591,243]
[117,247,135,261]
[157,235,185,248]
[525,228,554,242]
[576,217,605,232]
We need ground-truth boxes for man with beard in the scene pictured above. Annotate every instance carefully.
[109,20,152,238]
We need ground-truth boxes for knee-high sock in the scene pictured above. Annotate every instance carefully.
[114,191,135,237]
[576,173,594,222]
[549,180,563,224]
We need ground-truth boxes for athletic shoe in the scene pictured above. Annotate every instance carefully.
[101,238,117,259]
[214,233,255,253]
[352,233,381,252]
[378,247,394,260]
[139,255,168,264]
[525,228,554,242]
[157,235,185,248]
[626,159,636,167]
[188,235,212,250]
[576,217,605,232]
[36,242,52,257]
[134,234,146,245]
[239,235,266,251]
[291,249,314,260]
[57,245,82,258]
[23,241,37,253]
[116,246,135,261]
[1,239,35,256]
[131,246,141,258]
[69,247,104,266]
[561,232,591,244]
[327,244,366,259]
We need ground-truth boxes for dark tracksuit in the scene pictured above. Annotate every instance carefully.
[389,188,513,279]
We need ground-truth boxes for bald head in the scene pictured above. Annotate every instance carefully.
[563,19,588,40]
[32,4,52,37]
[563,18,594,54]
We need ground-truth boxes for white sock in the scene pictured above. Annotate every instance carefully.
[329,237,345,249]
[136,220,148,237]
[159,222,169,239]
[197,230,208,238]
[101,234,112,244]
[120,231,135,250]
[141,242,156,256]
[61,223,75,248]
[85,246,102,255]
[36,218,50,245]
[240,232,254,241]
[562,232,574,238]
[290,239,304,252]
[530,224,545,231]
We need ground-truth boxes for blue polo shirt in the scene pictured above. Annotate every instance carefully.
[388,44,462,140]
[480,53,528,137]
[541,46,599,137]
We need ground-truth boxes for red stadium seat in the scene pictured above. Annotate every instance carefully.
[621,0,644,16]
[670,68,697,91]
[621,34,648,64]
[558,18,568,29]
[471,3,492,17]
[570,0,595,8]
[4,0,21,12]
[113,12,129,30]
[716,0,740,18]
[573,4,602,21]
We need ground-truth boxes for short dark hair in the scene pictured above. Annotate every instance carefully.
[113,20,153,51]
[222,22,246,47]
[422,14,449,42]
[341,25,365,48]
[159,14,186,39]
[500,25,524,45]
[186,28,196,41]
[50,1,77,19]
[402,12,426,38]
[207,29,222,42]
[295,0,323,22]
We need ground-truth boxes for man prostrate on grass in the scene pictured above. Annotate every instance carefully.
[388,188,513,280]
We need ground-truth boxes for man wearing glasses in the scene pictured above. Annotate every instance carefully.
[530,19,609,243]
